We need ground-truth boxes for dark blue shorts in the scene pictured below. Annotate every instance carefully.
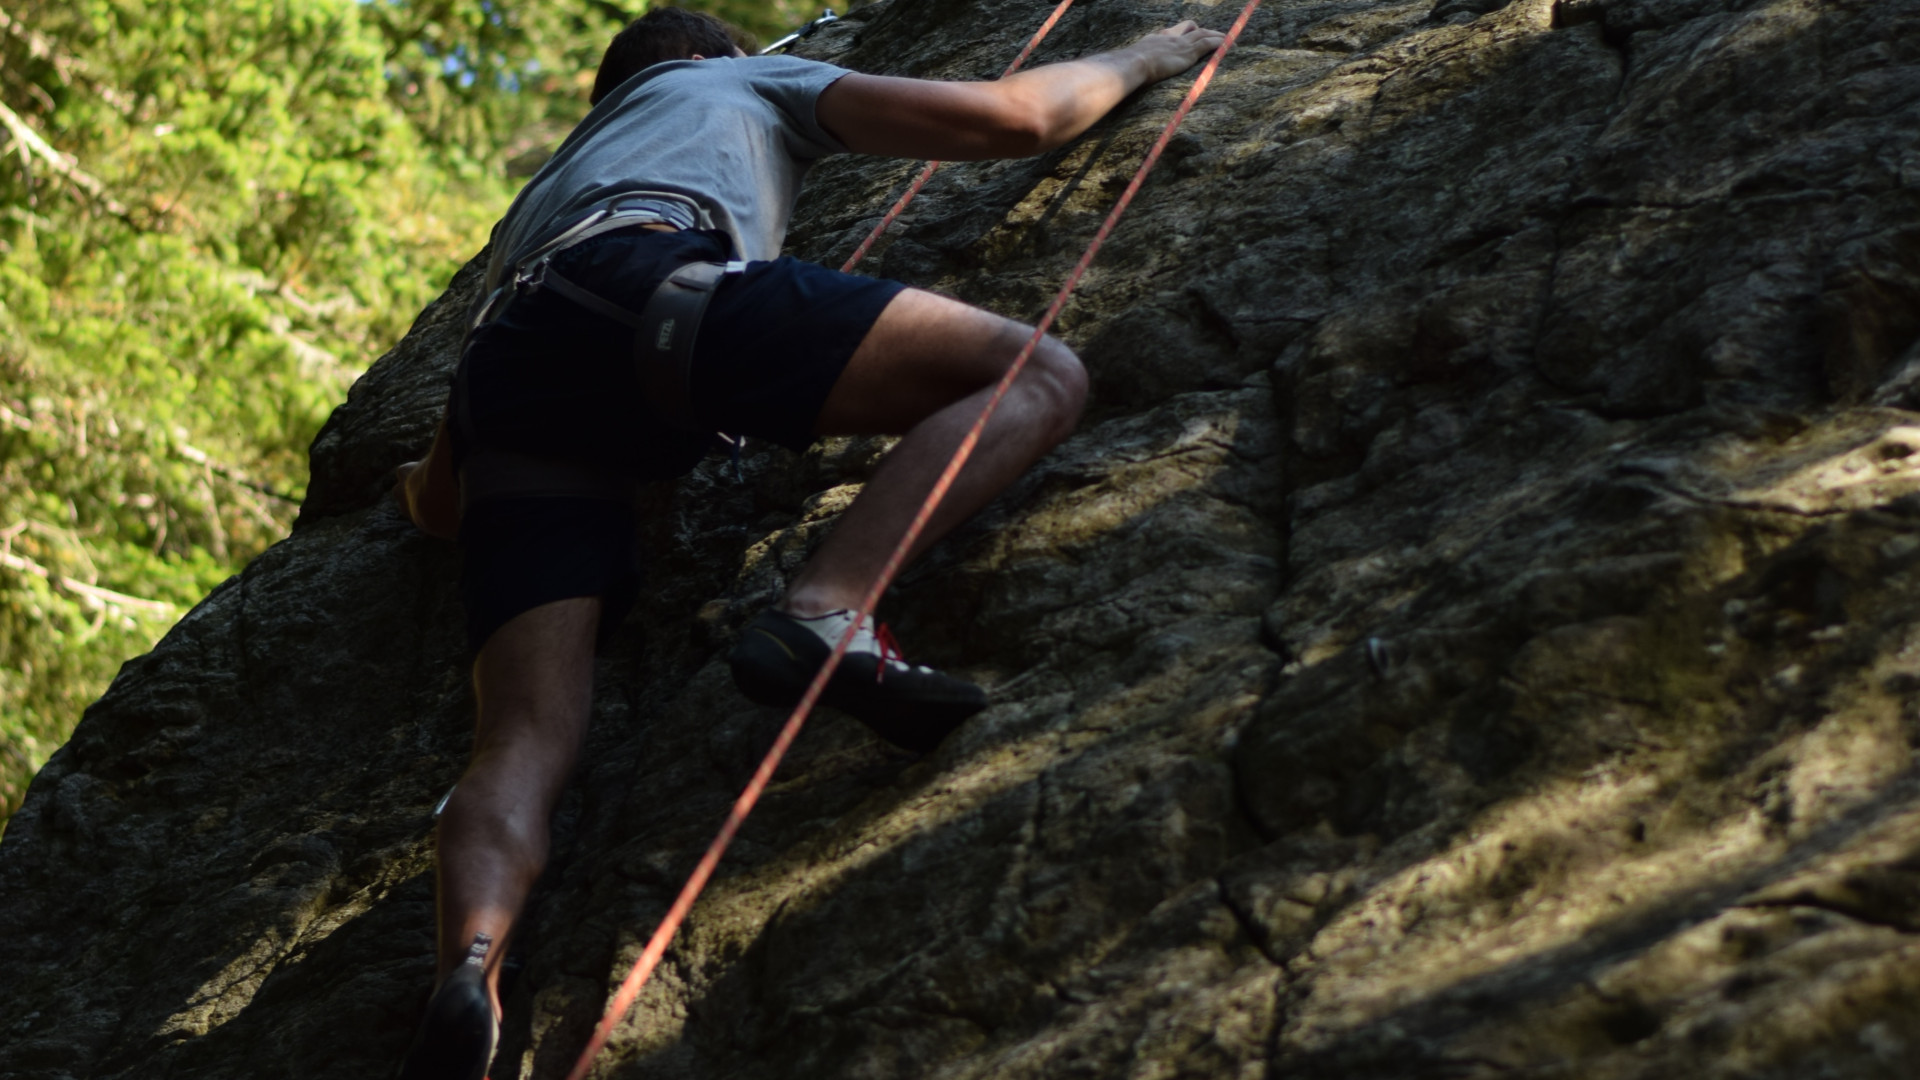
[451,227,907,653]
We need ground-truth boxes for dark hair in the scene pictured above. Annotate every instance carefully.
[591,7,758,105]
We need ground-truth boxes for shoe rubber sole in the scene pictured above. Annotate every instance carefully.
[729,611,986,753]
[396,959,496,1080]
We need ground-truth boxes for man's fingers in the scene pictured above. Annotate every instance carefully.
[391,461,420,518]
[1148,20,1201,42]
[1151,21,1226,56]
[1133,20,1230,80]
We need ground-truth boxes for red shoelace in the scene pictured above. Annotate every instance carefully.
[873,622,905,682]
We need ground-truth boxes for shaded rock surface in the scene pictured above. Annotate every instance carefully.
[7,0,1920,1076]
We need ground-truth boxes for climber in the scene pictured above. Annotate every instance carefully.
[387,7,1225,1077]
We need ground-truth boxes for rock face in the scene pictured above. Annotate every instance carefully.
[6,0,1920,1076]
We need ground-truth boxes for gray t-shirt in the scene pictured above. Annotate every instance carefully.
[486,55,851,286]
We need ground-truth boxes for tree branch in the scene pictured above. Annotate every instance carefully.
[0,97,131,218]
[0,547,179,618]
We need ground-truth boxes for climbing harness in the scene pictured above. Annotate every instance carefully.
[466,191,740,438]
[457,191,746,509]
[562,2,1265,1077]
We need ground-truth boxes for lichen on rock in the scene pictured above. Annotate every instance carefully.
[7,0,1920,1077]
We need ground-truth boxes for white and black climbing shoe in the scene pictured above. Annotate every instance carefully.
[397,933,497,1080]
[728,608,987,753]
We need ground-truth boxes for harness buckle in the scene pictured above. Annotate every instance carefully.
[514,257,551,295]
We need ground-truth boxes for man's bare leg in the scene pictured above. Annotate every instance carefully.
[781,288,1087,616]
[434,596,601,1013]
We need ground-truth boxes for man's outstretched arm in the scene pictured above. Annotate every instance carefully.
[815,21,1226,161]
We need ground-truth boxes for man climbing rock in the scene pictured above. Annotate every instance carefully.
[389,7,1224,1076]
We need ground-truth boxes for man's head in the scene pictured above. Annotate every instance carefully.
[591,7,757,105]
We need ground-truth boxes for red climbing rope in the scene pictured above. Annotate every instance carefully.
[839,0,1079,273]
[563,4,1261,1076]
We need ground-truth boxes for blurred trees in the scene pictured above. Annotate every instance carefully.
[0,0,807,824]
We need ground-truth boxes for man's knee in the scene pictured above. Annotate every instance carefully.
[1023,336,1088,440]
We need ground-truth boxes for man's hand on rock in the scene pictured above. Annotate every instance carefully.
[1126,21,1228,83]
[392,421,461,541]
[819,18,1231,161]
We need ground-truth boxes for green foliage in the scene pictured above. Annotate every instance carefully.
[370,0,809,176]
[0,0,816,826]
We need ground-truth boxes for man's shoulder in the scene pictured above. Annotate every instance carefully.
[730,54,844,73]
[715,54,851,91]
[595,54,843,109]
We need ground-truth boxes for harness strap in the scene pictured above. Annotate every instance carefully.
[531,257,744,430]
[472,215,677,333]
[459,450,634,512]
[635,260,744,421]
[537,268,649,331]
[470,190,709,334]
[470,256,745,437]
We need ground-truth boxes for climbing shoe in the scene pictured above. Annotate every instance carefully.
[397,934,497,1080]
[728,608,987,753]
